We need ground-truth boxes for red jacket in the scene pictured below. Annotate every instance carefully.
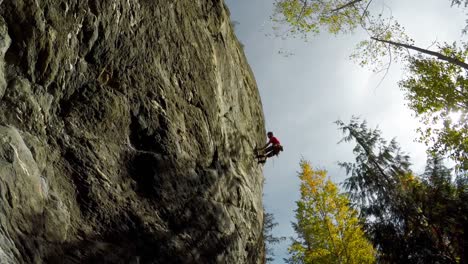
[269,136,280,145]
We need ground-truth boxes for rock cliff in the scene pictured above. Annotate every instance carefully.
[0,0,266,263]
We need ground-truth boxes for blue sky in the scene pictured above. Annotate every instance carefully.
[224,0,466,262]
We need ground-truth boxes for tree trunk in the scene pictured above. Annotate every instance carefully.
[371,37,468,70]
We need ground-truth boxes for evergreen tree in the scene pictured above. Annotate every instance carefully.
[337,118,463,263]
[420,154,467,263]
[264,210,286,263]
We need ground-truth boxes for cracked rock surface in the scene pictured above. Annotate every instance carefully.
[0,0,265,263]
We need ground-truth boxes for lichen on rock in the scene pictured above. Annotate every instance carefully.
[0,0,265,263]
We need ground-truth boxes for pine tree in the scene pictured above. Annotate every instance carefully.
[264,210,286,263]
[337,118,461,263]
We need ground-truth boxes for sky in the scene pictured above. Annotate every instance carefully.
[224,0,467,262]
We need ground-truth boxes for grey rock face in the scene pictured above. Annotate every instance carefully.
[0,16,10,99]
[0,0,265,263]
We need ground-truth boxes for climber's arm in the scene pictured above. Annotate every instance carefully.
[261,142,271,150]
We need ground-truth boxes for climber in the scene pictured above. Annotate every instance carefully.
[256,131,283,164]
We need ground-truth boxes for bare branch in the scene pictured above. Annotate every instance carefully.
[359,0,374,24]
[374,45,392,91]
[331,0,364,12]
[372,37,468,70]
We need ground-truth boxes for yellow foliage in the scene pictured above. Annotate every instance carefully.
[274,0,365,36]
[288,160,376,264]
